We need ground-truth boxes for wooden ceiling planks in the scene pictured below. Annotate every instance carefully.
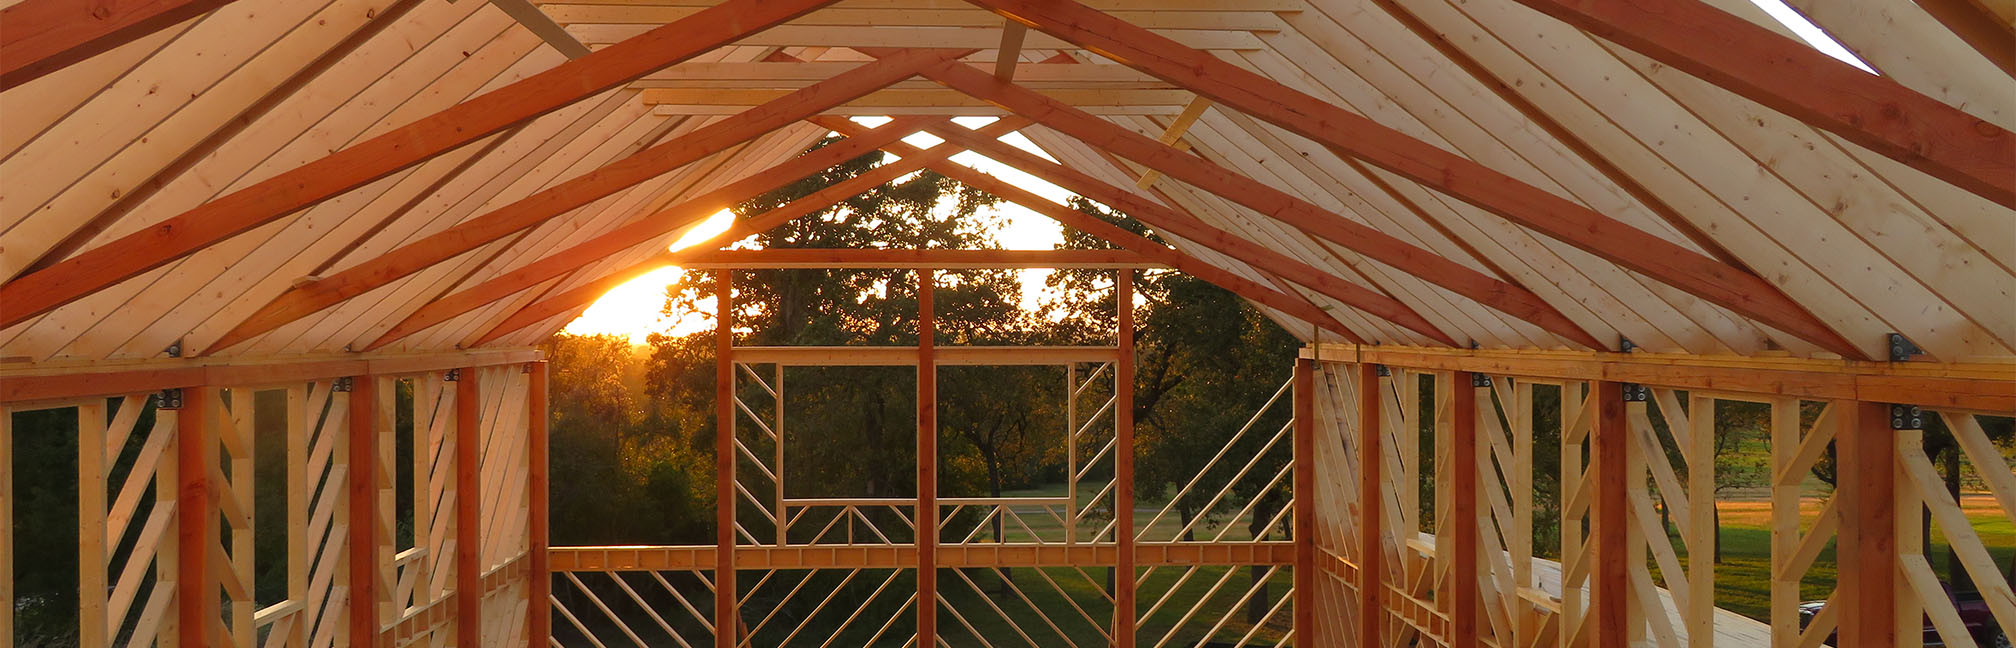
[2,0,2010,368]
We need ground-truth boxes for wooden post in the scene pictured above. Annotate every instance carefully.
[1115,270,1136,647]
[916,269,938,645]
[1292,356,1315,645]
[455,368,484,644]
[1449,372,1480,647]
[1355,363,1383,648]
[178,387,217,647]
[348,377,380,646]
[715,270,736,648]
[79,399,108,648]
[527,361,552,647]
[1835,402,1897,648]
[1590,381,1630,648]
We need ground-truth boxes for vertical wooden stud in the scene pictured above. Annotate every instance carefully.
[1355,363,1383,648]
[230,392,255,648]
[1114,270,1136,647]
[1835,401,1897,648]
[1687,395,1715,648]
[916,269,938,646]
[456,368,484,644]
[348,377,380,646]
[1292,356,1315,645]
[286,385,310,648]
[1590,381,1630,648]
[1449,372,1480,647]
[179,387,217,647]
[528,361,552,647]
[79,399,108,648]
[1768,397,1800,646]
[715,270,736,648]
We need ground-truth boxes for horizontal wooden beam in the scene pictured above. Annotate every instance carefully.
[548,541,1296,570]
[547,5,1286,31]
[654,104,1184,116]
[541,0,1306,9]
[964,0,1867,358]
[728,345,1120,365]
[1509,0,2015,208]
[0,0,841,329]
[1307,343,2016,413]
[0,0,237,90]
[0,349,541,404]
[633,61,1167,88]
[568,23,1263,50]
[641,87,1196,107]
[675,248,1166,269]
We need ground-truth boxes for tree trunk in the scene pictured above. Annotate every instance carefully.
[988,456,1013,594]
[1713,504,1723,564]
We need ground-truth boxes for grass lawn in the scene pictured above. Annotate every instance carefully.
[1679,494,2014,621]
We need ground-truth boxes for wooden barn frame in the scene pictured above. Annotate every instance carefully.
[1,0,2012,646]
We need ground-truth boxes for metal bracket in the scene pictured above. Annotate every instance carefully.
[1889,404,1923,430]
[444,369,460,382]
[333,377,354,393]
[1621,382,1650,402]
[164,339,183,358]
[1887,333,1922,362]
[1619,336,1636,353]
[1472,373,1492,388]
[1374,364,1390,377]
[154,388,185,410]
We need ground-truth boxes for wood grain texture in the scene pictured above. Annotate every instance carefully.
[0,0,842,329]
[1509,0,2014,208]
[910,57,1602,350]
[0,0,237,89]
[961,0,1865,358]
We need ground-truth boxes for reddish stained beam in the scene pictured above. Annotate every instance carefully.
[929,162,1365,341]
[0,0,843,329]
[953,1,1868,358]
[459,119,1030,347]
[453,369,483,643]
[915,269,939,645]
[904,57,1602,350]
[674,248,1163,269]
[0,0,237,89]
[1291,357,1315,643]
[903,114,1464,345]
[347,376,381,645]
[1590,381,1630,648]
[1115,270,1137,645]
[1507,0,2014,208]
[526,360,552,647]
[1355,363,1384,648]
[205,49,976,354]
[175,387,217,647]
[1449,372,1481,646]
[357,116,944,351]
[713,270,735,648]
[1834,401,1897,648]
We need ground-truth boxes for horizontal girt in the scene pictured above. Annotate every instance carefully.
[672,248,1166,269]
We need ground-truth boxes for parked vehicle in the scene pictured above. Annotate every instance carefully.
[1799,583,2010,647]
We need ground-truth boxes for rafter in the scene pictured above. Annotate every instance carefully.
[359,115,996,351]
[945,2,1871,357]
[487,0,593,59]
[1501,0,2014,207]
[863,118,1457,345]
[897,54,1597,349]
[0,0,239,90]
[204,49,974,354]
[0,0,842,329]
